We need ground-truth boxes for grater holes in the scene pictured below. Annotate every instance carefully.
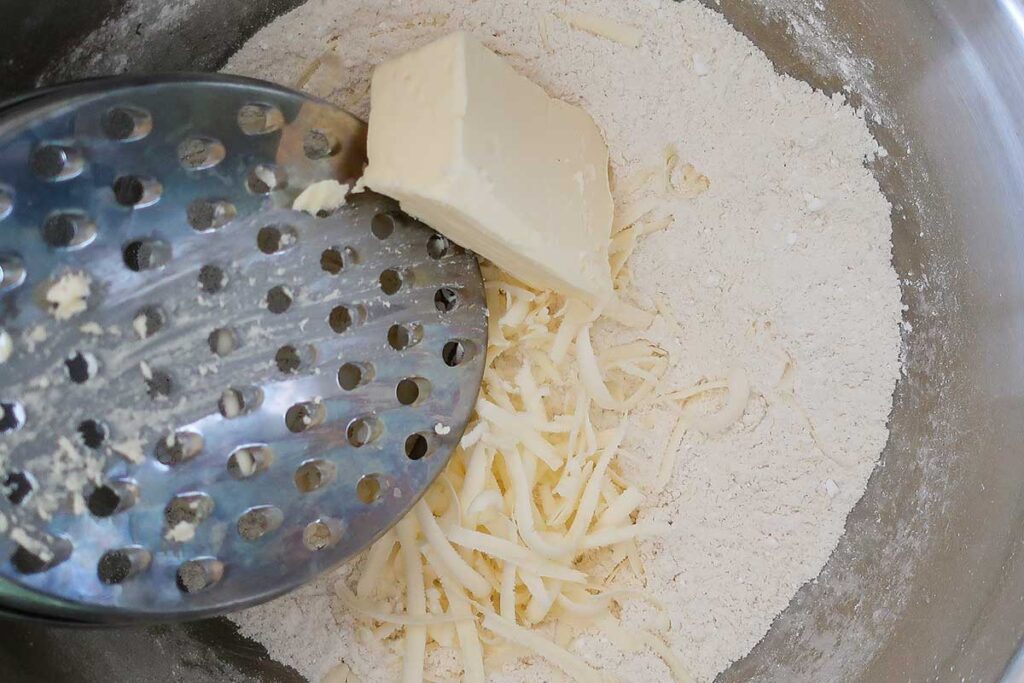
[434,287,458,313]
[247,164,286,194]
[113,175,161,208]
[356,475,383,504]
[227,445,273,479]
[257,224,297,254]
[303,128,339,159]
[0,186,13,221]
[286,400,326,433]
[198,264,228,294]
[98,547,151,584]
[443,340,475,367]
[11,537,72,575]
[93,484,131,516]
[176,557,223,593]
[178,137,226,170]
[237,506,283,541]
[426,233,450,259]
[275,346,300,373]
[295,459,336,493]
[338,362,373,391]
[155,431,203,466]
[320,247,345,274]
[266,285,293,314]
[303,518,344,550]
[102,107,152,142]
[238,103,285,135]
[113,176,142,204]
[219,386,262,419]
[0,254,26,292]
[77,419,108,449]
[145,368,174,399]
[371,212,398,240]
[31,144,84,181]
[98,551,131,584]
[64,351,98,384]
[42,212,96,249]
[405,433,434,461]
[388,323,423,351]
[379,269,405,295]
[0,401,25,433]
[346,416,381,447]
[188,199,236,232]
[275,344,316,374]
[123,239,170,272]
[329,304,365,334]
[208,328,237,357]
[396,377,430,406]
[3,471,35,505]
[133,305,166,339]
[165,492,214,527]
[87,479,137,517]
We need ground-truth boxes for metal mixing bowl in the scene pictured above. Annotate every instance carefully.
[2,0,1023,680]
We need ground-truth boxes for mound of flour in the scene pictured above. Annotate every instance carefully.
[224,1,901,680]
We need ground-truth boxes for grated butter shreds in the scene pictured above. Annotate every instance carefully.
[554,10,643,48]
[337,249,700,681]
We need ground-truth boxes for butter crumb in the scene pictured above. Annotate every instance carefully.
[671,163,711,198]
[25,324,47,352]
[111,439,146,464]
[293,179,351,215]
[45,271,91,320]
[555,10,642,48]
[165,521,197,543]
[0,329,11,364]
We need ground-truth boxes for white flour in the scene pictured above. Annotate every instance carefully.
[225,1,902,681]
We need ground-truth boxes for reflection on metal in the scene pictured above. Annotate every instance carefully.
[0,75,487,623]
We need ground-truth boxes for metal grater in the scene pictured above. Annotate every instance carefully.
[0,74,487,622]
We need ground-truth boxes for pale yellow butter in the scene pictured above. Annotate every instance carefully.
[292,179,350,215]
[361,32,614,302]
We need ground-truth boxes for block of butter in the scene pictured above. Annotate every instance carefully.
[360,32,614,303]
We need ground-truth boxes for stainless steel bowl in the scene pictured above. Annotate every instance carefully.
[2,0,1023,680]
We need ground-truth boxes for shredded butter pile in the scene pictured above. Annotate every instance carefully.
[335,251,699,682]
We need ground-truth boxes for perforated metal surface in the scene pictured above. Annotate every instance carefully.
[0,75,487,621]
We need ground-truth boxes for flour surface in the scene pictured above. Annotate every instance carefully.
[225,1,902,681]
